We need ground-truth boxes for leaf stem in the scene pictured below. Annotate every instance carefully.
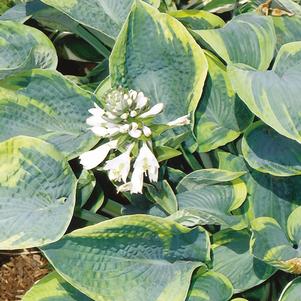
[199,152,213,169]
[74,25,111,59]
[74,208,108,224]
[101,199,123,217]
[180,145,203,170]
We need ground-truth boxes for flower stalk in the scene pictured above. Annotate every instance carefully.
[80,87,190,194]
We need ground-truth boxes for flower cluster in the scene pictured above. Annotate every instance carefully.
[80,88,189,194]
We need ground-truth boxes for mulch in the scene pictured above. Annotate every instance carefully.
[0,250,49,301]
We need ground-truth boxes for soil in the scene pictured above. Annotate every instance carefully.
[0,250,49,301]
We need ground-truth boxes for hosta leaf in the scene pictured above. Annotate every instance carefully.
[76,169,96,209]
[202,0,241,13]
[110,0,208,123]
[22,272,93,301]
[195,52,253,152]
[0,69,99,160]
[40,0,132,41]
[169,9,225,30]
[146,180,178,214]
[176,168,245,193]
[250,210,301,274]
[228,41,301,144]
[218,151,301,230]
[186,270,233,301]
[0,1,52,23]
[171,178,247,229]
[0,20,57,79]
[166,167,186,187]
[194,13,276,70]
[273,16,301,51]
[0,0,13,16]
[0,2,32,23]
[279,277,301,301]
[212,229,275,293]
[41,215,210,301]
[0,136,76,249]
[217,150,249,174]
[40,0,160,42]
[155,145,182,162]
[246,173,301,229]
[242,121,301,176]
[288,207,301,245]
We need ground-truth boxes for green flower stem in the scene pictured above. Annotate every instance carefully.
[74,208,108,224]
[101,199,123,217]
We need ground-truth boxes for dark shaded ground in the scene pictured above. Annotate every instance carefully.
[0,250,49,301]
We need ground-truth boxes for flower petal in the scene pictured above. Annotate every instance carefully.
[107,127,121,137]
[139,103,164,118]
[86,114,109,127]
[135,92,148,110]
[167,114,190,127]
[130,165,144,194]
[80,140,118,170]
[117,182,132,193]
[103,144,133,183]
[142,126,152,137]
[129,129,142,138]
[91,126,108,137]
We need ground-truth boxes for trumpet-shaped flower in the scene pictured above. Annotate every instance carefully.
[139,103,164,119]
[117,182,133,193]
[79,140,118,170]
[135,92,148,110]
[130,142,159,193]
[167,114,190,127]
[88,103,105,117]
[82,88,190,194]
[103,144,133,183]
[142,126,152,137]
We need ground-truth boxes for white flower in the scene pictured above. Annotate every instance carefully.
[90,125,120,138]
[129,122,142,138]
[119,124,130,133]
[130,142,159,193]
[86,115,106,127]
[105,112,118,120]
[90,126,108,137]
[88,103,105,117]
[130,110,138,117]
[167,114,190,127]
[117,182,132,193]
[139,103,164,118]
[83,89,193,194]
[80,140,118,170]
[130,165,144,194]
[106,127,121,137]
[129,90,137,100]
[129,129,142,138]
[142,126,152,137]
[121,112,129,120]
[135,92,148,110]
[103,144,133,183]
[86,103,106,126]
[131,122,138,130]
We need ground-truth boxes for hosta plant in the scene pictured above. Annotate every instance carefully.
[1,0,301,300]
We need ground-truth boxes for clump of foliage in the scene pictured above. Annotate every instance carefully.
[0,0,301,300]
